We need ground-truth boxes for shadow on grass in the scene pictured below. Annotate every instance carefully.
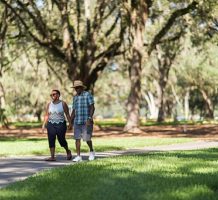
[1,149,218,200]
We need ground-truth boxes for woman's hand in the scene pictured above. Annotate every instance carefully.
[68,123,72,130]
[41,124,46,134]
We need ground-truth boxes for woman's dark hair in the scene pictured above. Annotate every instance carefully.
[52,89,60,96]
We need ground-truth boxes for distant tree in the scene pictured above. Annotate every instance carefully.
[174,40,218,119]
[153,40,182,122]
[124,0,199,130]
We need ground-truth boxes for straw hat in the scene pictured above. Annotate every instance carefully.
[71,80,86,88]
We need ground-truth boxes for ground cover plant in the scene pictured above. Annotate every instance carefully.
[1,148,218,200]
[0,137,192,157]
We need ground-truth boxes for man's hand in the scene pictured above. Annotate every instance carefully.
[86,118,93,126]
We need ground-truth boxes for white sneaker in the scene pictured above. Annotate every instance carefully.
[72,156,82,162]
[89,151,95,161]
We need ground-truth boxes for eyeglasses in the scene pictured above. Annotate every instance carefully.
[50,93,57,97]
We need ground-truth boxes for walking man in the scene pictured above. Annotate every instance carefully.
[71,80,95,162]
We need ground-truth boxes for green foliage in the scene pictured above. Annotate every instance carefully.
[173,37,218,117]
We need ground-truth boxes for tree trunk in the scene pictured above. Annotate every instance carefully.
[0,82,6,109]
[0,82,8,128]
[144,91,158,119]
[0,5,8,76]
[155,66,168,123]
[35,110,42,122]
[124,48,142,132]
[200,89,214,118]
[154,43,177,122]
[184,89,190,120]
[157,85,165,122]
[0,6,8,127]
[124,0,148,132]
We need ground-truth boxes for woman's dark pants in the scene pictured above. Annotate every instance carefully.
[46,121,68,148]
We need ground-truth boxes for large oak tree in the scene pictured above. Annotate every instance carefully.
[1,0,127,90]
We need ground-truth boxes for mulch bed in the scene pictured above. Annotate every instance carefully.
[0,124,218,139]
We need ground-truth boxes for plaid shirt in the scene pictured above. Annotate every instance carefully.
[72,91,94,125]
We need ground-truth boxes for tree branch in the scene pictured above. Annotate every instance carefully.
[46,59,63,84]
[148,1,198,55]
[17,0,49,39]
[1,0,65,60]
[95,19,127,61]
[105,11,120,37]
[92,1,117,34]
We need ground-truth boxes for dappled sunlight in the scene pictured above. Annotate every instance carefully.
[0,189,33,200]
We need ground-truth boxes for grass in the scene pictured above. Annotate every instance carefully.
[1,148,218,199]
[9,121,42,128]
[0,137,192,157]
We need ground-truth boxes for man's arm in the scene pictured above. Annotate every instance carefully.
[87,104,95,125]
[89,104,95,118]
[70,109,75,124]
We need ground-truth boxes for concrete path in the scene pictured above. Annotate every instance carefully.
[1,140,218,189]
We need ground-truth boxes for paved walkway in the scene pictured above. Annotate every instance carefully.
[1,140,218,188]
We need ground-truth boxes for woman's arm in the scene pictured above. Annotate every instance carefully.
[42,103,50,133]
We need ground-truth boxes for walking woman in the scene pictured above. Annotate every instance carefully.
[42,89,72,161]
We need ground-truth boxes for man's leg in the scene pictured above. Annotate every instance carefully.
[85,125,95,160]
[72,139,82,162]
[86,124,94,151]
[87,140,95,161]
[86,140,94,152]
[72,124,82,162]
[76,139,81,156]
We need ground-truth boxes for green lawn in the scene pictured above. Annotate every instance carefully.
[1,148,218,199]
[0,137,192,157]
